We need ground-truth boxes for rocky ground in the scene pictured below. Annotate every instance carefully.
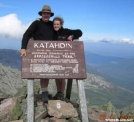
[0,88,82,122]
[0,63,134,122]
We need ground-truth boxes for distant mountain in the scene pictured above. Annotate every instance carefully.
[72,73,134,109]
[86,58,134,92]
[0,49,21,70]
[85,51,126,64]
[84,50,134,92]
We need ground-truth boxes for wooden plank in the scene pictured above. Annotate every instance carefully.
[27,80,34,122]
[65,79,73,99]
[21,41,87,79]
[77,80,89,122]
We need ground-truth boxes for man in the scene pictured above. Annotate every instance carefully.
[20,5,54,103]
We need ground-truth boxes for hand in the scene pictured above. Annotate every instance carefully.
[67,35,73,41]
[36,18,40,21]
[20,49,26,57]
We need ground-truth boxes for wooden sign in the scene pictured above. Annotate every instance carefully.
[21,40,87,79]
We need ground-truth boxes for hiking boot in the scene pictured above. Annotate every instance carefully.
[41,91,49,103]
[48,94,53,100]
[53,92,64,100]
[53,92,79,108]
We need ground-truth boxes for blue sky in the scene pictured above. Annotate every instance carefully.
[0,0,134,50]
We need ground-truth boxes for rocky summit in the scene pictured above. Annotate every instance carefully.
[0,49,134,121]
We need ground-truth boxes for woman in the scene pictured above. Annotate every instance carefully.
[52,17,82,102]
[53,16,82,41]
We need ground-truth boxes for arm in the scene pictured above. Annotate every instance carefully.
[21,21,38,49]
[67,29,83,40]
[20,21,38,57]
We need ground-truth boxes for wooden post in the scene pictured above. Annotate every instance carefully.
[27,80,34,122]
[66,79,73,99]
[77,79,89,122]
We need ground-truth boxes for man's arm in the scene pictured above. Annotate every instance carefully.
[20,21,38,57]
[21,21,38,49]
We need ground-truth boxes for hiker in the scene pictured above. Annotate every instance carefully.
[20,5,55,103]
[52,16,82,100]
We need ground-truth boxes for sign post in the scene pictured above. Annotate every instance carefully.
[27,79,34,122]
[77,79,89,122]
[21,40,88,122]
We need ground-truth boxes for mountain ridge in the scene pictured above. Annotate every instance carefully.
[0,49,134,108]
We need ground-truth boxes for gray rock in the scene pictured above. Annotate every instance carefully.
[0,94,5,103]
[0,64,27,97]
[50,117,68,122]
[68,118,81,122]
[48,100,78,119]
[0,97,22,122]
[35,105,48,122]
[10,120,24,122]
[40,117,50,122]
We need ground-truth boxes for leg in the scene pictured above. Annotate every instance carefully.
[40,78,49,88]
[55,79,66,93]
[40,78,49,103]
[54,79,79,108]
[53,79,66,99]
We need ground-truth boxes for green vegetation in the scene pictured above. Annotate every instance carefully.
[10,99,22,120]
[85,88,134,109]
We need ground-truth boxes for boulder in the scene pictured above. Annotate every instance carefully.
[0,97,22,122]
[48,100,78,119]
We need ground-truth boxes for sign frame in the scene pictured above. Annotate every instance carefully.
[21,40,87,79]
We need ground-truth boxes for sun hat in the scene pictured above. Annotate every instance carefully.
[38,5,54,17]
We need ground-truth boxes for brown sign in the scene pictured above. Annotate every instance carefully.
[21,40,87,79]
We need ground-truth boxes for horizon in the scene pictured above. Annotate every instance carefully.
[1,41,134,58]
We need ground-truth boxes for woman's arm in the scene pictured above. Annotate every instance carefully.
[67,29,83,40]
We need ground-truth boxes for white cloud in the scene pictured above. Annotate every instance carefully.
[0,3,14,8]
[81,32,134,44]
[121,38,131,42]
[120,38,134,44]
[0,14,30,39]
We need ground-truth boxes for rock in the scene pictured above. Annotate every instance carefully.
[37,101,44,106]
[19,98,48,122]
[48,100,78,119]
[15,84,41,98]
[10,120,23,122]
[19,99,27,122]
[35,105,48,122]
[50,117,68,122]
[0,94,5,103]
[68,118,81,122]
[41,117,50,122]
[0,97,22,122]
[0,64,27,97]
[15,85,27,98]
